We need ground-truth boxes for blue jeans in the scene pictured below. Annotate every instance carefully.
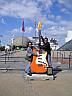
[25,63,31,74]
[48,54,52,66]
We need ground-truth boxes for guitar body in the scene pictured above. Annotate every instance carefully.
[30,47,49,73]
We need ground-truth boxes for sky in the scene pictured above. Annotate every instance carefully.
[0,0,72,46]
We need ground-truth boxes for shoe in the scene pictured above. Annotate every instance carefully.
[28,73,32,76]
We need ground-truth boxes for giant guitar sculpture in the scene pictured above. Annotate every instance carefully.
[30,22,49,73]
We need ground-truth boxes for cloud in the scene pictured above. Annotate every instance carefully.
[1,18,6,24]
[11,28,19,33]
[10,26,35,36]
[0,0,40,18]
[55,15,62,21]
[0,0,54,19]
[8,28,20,38]
[41,19,72,39]
[19,26,34,33]
[43,26,66,36]
[1,34,12,45]
[59,0,72,9]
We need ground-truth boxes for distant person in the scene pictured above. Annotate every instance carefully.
[5,44,10,54]
[39,36,52,67]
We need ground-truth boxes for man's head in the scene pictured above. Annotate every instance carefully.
[27,42,32,47]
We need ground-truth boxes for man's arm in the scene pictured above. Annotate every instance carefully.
[41,36,45,44]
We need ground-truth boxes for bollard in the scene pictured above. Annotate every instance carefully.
[57,52,58,62]
[64,52,65,59]
[52,51,54,58]
[5,53,7,64]
[8,51,10,60]
[69,55,71,69]
[61,54,63,63]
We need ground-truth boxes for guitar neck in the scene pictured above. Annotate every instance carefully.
[38,30,41,45]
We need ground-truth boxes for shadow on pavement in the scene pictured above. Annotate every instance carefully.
[53,66,62,76]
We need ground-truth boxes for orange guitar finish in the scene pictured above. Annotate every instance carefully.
[30,47,48,73]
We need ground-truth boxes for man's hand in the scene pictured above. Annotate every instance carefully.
[34,52,38,56]
[41,36,43,39]
[38,43,41,46]
[34,52,39,56]
[41,35,42,38]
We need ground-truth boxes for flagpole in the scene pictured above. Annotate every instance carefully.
[22,18,25,48]
[34,19,36,37]
[34,19,37,45]
[22,32,24,48]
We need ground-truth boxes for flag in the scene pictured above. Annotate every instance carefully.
[22,18,25,32]
[38,21,42,31]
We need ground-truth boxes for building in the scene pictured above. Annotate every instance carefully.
[12,37,31,48]
[57,39,72,51]
[50,38,59,50]
[65,31,72,42]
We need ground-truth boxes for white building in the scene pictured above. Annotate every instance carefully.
[65,31,72,42]
[50,42,59,50]
[28,37,39,46]
[50,38,59,50]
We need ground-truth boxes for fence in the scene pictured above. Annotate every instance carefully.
[0,50,27,71]
[52,51,72,69]
[0,50,72,71]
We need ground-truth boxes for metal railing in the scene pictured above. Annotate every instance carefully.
[0,50,26,63]
[52,51,72,69]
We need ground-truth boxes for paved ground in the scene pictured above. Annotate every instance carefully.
[0,70,72,96]
[0,50,72,96]
[31,70,72,96]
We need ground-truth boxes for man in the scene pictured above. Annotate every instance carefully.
[25,42,33,76]
[25,42,37,76]
[39,36,52,67]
